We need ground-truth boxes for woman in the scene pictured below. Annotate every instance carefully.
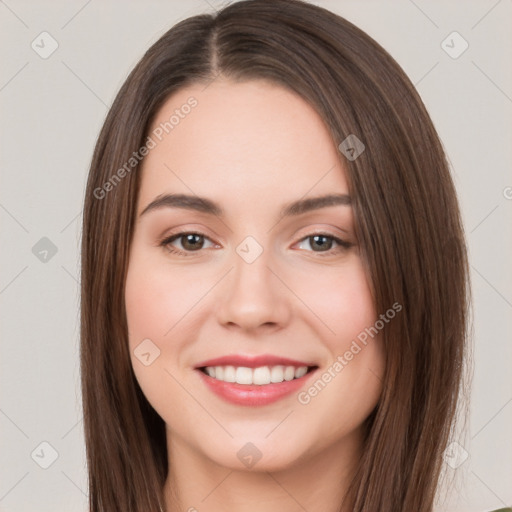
[80,1,482,510]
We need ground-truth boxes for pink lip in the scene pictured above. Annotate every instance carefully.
[195,354,315,369]
[194,354,318,406]
[197,369,317,406]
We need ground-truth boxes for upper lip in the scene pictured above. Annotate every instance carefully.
[195,354,316,369]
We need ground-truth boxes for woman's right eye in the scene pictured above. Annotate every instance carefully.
[159,232,217,256]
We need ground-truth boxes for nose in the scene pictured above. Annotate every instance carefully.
[215,247,292,333]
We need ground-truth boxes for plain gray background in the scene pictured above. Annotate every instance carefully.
[1,1,511,511]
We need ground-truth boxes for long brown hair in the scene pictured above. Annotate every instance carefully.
[80,1,471,510]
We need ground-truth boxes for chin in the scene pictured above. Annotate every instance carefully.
[202,433,314,473]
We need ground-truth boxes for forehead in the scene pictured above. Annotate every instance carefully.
[138,78,349,213]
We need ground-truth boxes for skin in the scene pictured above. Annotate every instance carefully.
[125,78,386,512]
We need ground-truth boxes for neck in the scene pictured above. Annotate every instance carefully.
[163,428,362,512]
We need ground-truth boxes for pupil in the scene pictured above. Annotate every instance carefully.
[183,234,203,250]
[311,235,331,251]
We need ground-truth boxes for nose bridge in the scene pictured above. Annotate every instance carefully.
[233,240,272,295]
[216,235,290,330]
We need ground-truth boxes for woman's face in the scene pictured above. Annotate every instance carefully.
[125,78,385,472]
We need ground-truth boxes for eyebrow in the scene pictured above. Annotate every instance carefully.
[139,192,351,218]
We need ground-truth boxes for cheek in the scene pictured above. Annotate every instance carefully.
[125,254,204,349]
[124,253,197,420]
[292,258,376,347]
[291,258,384,410]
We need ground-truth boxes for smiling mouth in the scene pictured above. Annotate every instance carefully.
[199,365,318,385]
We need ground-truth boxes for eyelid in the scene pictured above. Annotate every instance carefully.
[157,224,221,244]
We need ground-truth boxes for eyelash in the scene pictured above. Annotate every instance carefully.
[158,231,353,257]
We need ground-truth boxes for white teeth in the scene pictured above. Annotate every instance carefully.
[203,365,309,385]
[253,366,271,385]
[284,366,295,381]
[295,366,307,378]
[224,365,236,382]
[270,365,285,383]
[235,367,252,385]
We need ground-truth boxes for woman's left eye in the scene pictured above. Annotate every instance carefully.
[295,234,352,255]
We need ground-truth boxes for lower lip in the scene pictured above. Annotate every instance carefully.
[197,369,316,406]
